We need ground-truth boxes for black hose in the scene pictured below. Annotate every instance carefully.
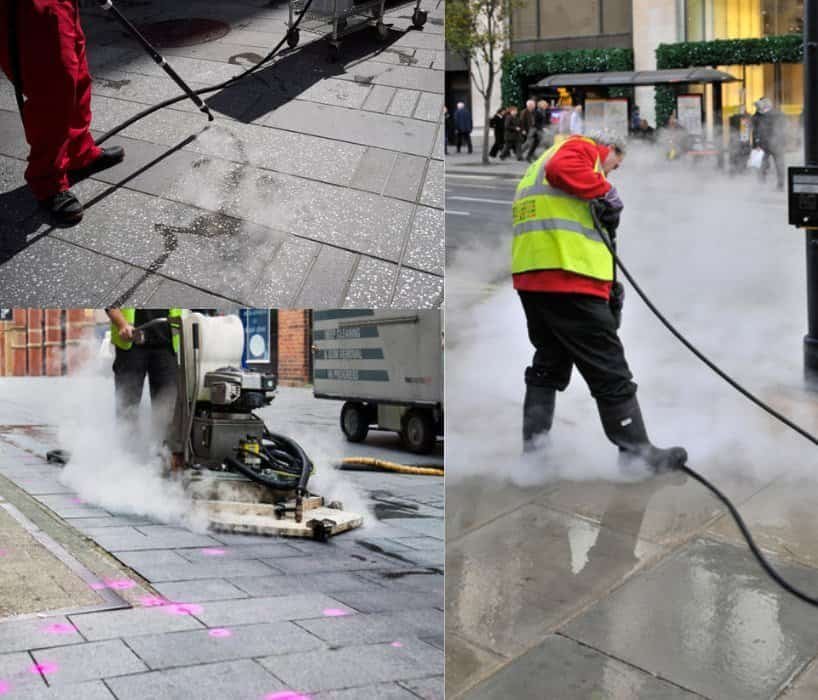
[592,212,818,607]
[96,0,316,145]
[224,455,301,491]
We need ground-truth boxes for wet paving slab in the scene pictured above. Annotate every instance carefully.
[562,537,818,700]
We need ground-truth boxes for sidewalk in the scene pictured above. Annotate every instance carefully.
[0,0,444,308]
[0,381,443,699]
[445,132,527,179]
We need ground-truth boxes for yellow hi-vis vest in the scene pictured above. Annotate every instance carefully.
[110,308,182,352]
[512,137,614,281]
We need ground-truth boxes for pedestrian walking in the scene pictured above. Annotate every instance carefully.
[499,105,523,160]
[489,107,506,157]
[523,100,547,162]
[454,101,473,154]
[751,97,786,191]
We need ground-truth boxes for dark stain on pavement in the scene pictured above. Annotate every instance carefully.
[229,52,264,66]
[95,77,131,90]
[384,49,417,65]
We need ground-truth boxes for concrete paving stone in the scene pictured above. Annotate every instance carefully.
[342,256,400,306]
[105,659,286,700]
[447,504,662,659]
[410,49,437,69]
[387,89,420,118]
[124,620,323,670]
[538,473,764,547]
[208,531,305,546]
[160,40,278,64]
[175,541,304,562]
[153,579,249,603]
[295,246,357,307]
[384,154,426,202]
[419,158,443,208]
[706,478,818,569]
[70,516,159,531]
[296,608,442,646]
[258,639,442,692]
[0,616,85,655]
[112,549,189,571]
[387,30,442,51]
[141,278,240,306]
[467,634,700,700]
[246,237,317,306]
[81,525,220,552]
[103,268,164,306]
[336,60,442,94]
[228,571,376,597]
[398,676,443,700]
[69,606,205,641]
[403,206,444,275]
[261,550,403,575]
[393,549,443,569]
[446,475,552,542]
[445,633,507,699]
[381,516,442,540]
[390,266,442,306]
[392,536,443,551]
[356,570,443,594]
[112,554,275,583]
[297,78,373,110]
[782,656,818,698]
[331,588,443,613]
[259,99,437,157]
[362,85,396,113]
[109,53,241,86]
[562,537,818,700]
[0,651,46,692]
[0,109,30,160]
[36,494,111,519]
[0,154,38,225]
[313,682,419,699]
[5,680,115,700]
[195,593,355,627]
[350,148,398,195]
[0,238,135,307]
[10,477,71,496]
[30,639,146,685]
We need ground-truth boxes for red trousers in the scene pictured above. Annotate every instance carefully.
[0,0,101,199]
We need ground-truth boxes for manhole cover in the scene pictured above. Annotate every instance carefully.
[136,18,230,48]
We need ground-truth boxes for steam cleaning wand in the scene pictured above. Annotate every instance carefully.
[97,0,214,121]
[591,207,818,607]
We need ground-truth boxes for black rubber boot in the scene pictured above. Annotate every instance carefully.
[523,368,556,453]
[40,190,83,225]
[68,146,125,184]
[597,396,687,473]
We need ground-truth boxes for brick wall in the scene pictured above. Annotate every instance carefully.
[277,310,312,385]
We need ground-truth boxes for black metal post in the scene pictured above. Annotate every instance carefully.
[804,0,818,384]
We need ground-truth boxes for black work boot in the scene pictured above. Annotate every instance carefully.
[523,377,556,453]
[68,146,125,184]
[597,396,687,474]
[40,190,84,225]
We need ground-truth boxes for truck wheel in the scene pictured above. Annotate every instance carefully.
[341,402,369,442]
[401,408,436,454]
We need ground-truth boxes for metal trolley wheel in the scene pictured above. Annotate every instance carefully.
[411,8,427,27]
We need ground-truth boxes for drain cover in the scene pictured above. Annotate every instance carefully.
[135,18,230,48]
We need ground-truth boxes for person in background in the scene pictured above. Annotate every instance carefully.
[454,101,473,154]
[631,105,641,132]
[444,105,451,155]
[519,100,537,160]
[728,105,752,175]
[499,105,523,161]
[489,107,506,158]
[569,104,584,135]
[523,100,547,162]
[752,97,786,191]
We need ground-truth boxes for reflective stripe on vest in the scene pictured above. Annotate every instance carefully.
[111,308,182,352]
[512,137,614,282]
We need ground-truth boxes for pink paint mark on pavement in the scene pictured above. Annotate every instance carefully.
[29,662,57,675]
[201,548,226,556]
[0,680,9,695]
[139,596,167,607]
[263,693,312,700]
[43,623,76,635]
[391,641,404,648]
[164,602,203,616]
[105,579,136,590]
[0,549,8,557]
[89,582,106,590]
[322,608,349,617]
[208,628,232,638]
[69,497,85,504]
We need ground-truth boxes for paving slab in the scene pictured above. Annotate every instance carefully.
[195,593,355,627]
[399,676,444,700]
[0,651,47,693]
[313,682,420,699]
[4,680,115,700]
[151,579,249,603]
[30,639,146,685]
[69,605,205,641]
[81,525,220,552]
[295,608,442,646]
[447,503,662,660]
[562,537,818,700]
[444,633,507,699]
[0,616,85,655]
[329,588,442,613]
[466,634,701,699]
[392,268,443,307]
[258,639,442,692]
[262,550,404,575]
[228,571,376,597]
[105,658,285,700]
[124,620,323,670]
[343,257,399,306]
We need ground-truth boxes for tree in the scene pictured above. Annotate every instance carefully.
[446,0,522,164]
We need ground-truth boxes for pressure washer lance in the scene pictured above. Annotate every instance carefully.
[591,205,818,608]
[97,0,213,121]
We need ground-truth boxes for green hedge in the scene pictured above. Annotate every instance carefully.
[501,48,633,108]
[654,34,802,126]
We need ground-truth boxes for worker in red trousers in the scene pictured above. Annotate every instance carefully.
[0,0,125,224]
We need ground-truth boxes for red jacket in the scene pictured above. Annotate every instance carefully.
[513,137,613,299]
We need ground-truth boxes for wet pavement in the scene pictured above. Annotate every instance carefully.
[0,0,443,308]
[445,138,818,699]
[0,380,443,698]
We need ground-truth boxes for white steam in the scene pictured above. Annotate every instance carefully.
[447,141,815,486]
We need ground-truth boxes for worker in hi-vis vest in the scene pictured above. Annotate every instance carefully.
[512,134,687,473]
[105,308,183,470]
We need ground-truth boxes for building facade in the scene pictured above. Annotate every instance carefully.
[0,309,314,384]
